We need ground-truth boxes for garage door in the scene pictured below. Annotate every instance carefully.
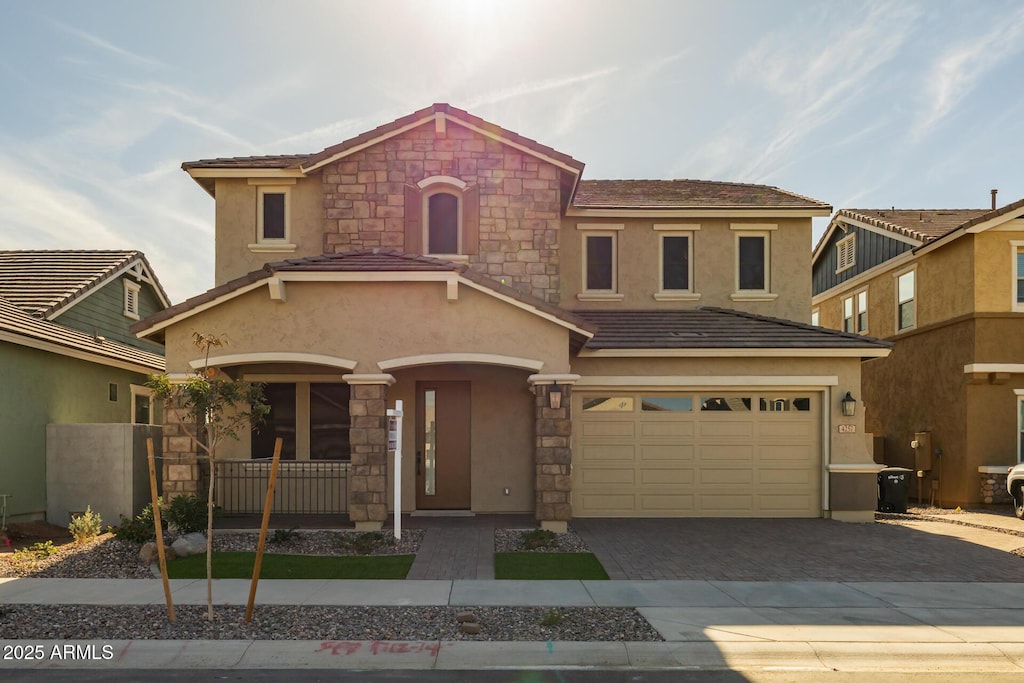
[573,392,821,517]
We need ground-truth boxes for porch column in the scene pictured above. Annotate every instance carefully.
[161,405,201,500]
[529,374,580,533]
[344,373,395,532]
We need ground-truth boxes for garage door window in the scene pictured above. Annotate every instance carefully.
[641,396,693,412]
[760,397,811,412]
[701,396,752,411]
[583,396,634,412]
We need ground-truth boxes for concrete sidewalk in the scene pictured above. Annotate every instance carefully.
[2,577,1024,671]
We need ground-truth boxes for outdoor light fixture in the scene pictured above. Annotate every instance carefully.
[548,383,563,410]
[841,391,856,417]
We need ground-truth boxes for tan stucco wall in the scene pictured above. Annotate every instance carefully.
[214,177,325,285]
[387,364,534,514]
[562,217,813,322]
[570,354,871,467]
[161,280,572,376]
[974,228,1024,312]
[917,235,974,326]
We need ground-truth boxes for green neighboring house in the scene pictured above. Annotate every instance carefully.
[0,251,169,523]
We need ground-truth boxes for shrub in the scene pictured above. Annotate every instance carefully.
[13,541,57,560]
[270,527,299,544]
[521,529,557,550]
[164,494,211,535]
[338,531,390,555]
[68,506,103,543]
[109,499,165,544]
[541,608,564,627]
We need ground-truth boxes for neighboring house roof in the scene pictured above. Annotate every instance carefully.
[0,250,171,318]
[576,308,891,354]
[132,250,598,342]
[0,296,165,372]
[573,179,831,211]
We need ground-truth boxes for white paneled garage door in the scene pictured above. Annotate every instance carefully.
[573,392,822,517]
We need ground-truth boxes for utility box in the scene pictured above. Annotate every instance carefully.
[913,431,932,472]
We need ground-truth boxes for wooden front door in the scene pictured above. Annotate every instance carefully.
[416,381,471,509]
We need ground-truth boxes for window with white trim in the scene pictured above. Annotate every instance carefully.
[256,186,291,246]
[123,280,141,320]
[425,189,460,255]
[896,269,916,331]
[736,233,769,292]
[810,308,819,326]
[836,233,856,273]
[1013,242,1024,312]
[844,288,868,333]
[842,295,854,332]
[131,384,154,425]
[856,288,868,332]
[577,226,624,301]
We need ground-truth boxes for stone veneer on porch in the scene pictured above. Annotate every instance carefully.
[533,381,573,533]
[346,376,392,531]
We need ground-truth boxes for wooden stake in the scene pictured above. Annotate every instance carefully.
[147,438,175,622]
[245,437,282,622]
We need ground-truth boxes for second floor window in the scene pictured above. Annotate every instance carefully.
[427,192,459,254]
[254,185,292,248]
[843,295,854,332]
[1015,243,1024,310]
[897,270,916,331]
[844,289,868,333]
[586,234,615,291]
[737,234,767,291]
[662,235,691,291]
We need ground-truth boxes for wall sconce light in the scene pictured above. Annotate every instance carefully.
[841,391,856,417]
[548,383,563,410]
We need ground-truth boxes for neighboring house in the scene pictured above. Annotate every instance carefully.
[0,251,168,522]
[811,196,1024,507]
[133,104,890,531]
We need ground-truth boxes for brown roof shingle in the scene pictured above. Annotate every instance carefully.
[837,209,989,243]
[576,308,891,351]
[573,179,830,210]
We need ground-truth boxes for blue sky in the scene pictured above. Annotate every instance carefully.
[2,0,1023,303]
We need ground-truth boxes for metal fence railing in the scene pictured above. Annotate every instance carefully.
[214,460,349,514]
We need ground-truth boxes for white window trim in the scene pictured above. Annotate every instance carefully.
[578,230,623,301]
[836,233,856,273]
[842,294,854,333]
[1011,240,1024,313]
[655,227,700,301]
[123,280,141,320]
[130,384,154,425]
[422,183,464,256]
[250,186,295,252]
[810,308,819,326]
[733,231,772,297]
[895,267,917,332]
[856,287,868,334]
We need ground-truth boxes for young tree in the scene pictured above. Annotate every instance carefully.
[147,332,268,622]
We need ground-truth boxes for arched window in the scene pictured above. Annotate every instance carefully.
[427,191,459,254]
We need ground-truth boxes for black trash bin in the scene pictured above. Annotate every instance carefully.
[877,467,913,513]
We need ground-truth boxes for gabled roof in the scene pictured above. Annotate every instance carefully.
[576,307,891,354]
[0,250,171,318]
[573,179,831,211]
[0,296,164,372]
[182,103,586,198]
[132,250,597,342]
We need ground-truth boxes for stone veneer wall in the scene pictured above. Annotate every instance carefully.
[534,384,573,527]
[161,406,201,499]
[321,123,563,303]
[348,384,389,529]
[980,469,1012,506]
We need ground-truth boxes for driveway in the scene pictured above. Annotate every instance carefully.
[572,517,1024,582]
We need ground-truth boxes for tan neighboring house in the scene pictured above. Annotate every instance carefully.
[811,195,1024,507]
[133,104,890,531]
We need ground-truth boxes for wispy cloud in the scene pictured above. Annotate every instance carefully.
[154,107,255,150]
[52,21,164,69]
[913,6,1024,140]
[462,67,620,111]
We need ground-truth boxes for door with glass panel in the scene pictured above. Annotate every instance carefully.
[416,381,471,509]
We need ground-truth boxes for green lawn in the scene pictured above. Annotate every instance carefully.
[494,552,609,580]
[164,552,414,579]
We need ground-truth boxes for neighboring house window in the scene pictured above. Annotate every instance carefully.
[123,280,141,320]
[896,269,916,331]
[131,384,154,425]
[810,308,819,326]
[577,224,624,300]
[836,233,856,273]
[427,191,460,254]
[737,234,768,291]
[1013,242,1024,312]
[842,295,854,332]
[857,289,868,332]
[653,225,700,300]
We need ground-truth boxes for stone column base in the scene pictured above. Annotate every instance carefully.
[354,521,384,532]
[539,520,568,534]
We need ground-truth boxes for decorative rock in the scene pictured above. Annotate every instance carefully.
[171,532,207,557]
[455,611,476,623]
[139,542,157,564]
[459,622,482,635]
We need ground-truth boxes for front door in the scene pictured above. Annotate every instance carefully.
[416,381,471,509]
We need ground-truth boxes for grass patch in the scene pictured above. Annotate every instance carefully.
[494,552,609,580]
[165,552,414,579]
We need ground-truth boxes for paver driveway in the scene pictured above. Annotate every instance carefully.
[572,517,1024,582]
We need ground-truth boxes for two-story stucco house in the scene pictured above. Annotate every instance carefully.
[811,195,1024,508]
[134,104,890,531]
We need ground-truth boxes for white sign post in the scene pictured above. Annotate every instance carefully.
[386,400,404,541]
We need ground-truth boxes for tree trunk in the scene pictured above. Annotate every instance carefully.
[206,452,216,622]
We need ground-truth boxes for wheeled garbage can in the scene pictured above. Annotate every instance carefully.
[877,467,913,513]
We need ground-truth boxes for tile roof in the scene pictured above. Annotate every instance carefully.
[837,209,989,243]
[132,250,597,338]
[0,250,169,318]
[181,154,308,170]
[1,296,164,371]
[573,179,830,210]
[575,308,891,350]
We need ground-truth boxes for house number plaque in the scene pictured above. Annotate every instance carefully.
[838,424,856,433]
